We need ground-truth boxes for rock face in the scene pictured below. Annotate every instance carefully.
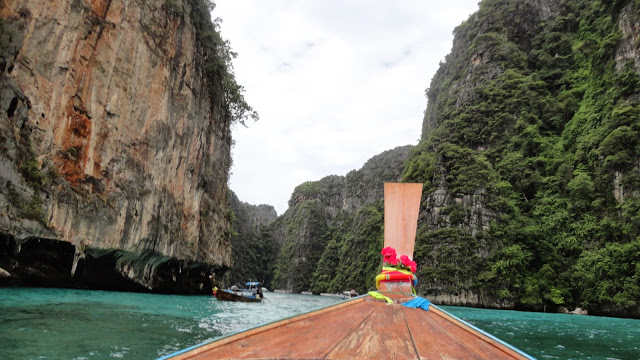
[270,145,413,292]
[288,145,414,216]
[225,190,277,288]
[0,0,234,293]
[405,0,640,318]
[616,1,640,74]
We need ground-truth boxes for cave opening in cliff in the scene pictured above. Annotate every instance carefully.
[7,96,18,118]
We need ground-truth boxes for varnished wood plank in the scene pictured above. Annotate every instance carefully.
[426,307,529,359]
[384,183,423,259]
[174,298,373,359]
[325,302,419,360]
[403,306,490,359]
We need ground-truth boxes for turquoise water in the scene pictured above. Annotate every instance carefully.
[0,288,341,360]
[0,288,638,359]
[441,305,640,360]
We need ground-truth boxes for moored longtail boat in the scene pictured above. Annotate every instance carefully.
[214,282,263,303]
[214,289,262,303]
[161,183,535,360]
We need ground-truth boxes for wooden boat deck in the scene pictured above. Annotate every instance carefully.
[165,294,532,360]
[163,184,533,359]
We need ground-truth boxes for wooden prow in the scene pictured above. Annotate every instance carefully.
[383,183,423,259]
[161,185,535,360]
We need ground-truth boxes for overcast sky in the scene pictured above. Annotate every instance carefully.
[214,1,480,215]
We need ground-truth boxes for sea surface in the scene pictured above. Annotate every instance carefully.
[0,287,639,360]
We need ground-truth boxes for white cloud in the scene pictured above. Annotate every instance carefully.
[216,0,479,215]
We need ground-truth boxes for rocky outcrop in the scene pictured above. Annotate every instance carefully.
[422,0,555,138]
[614,1,640,206]
[232,197,277,230]
[288,145,414,215]
[404,0,640,318]
[272,199,331,292]
[271,145,413,292]
[0,0,234,293]
[411,0,571,303]
[225,190,277,287]
[559,306,588,316]
[616,1,640,74]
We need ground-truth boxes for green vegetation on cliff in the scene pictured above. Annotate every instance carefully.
[272,200,330,292]
[310,202,384,294]
[186,0,258,125]
[404,0,640,316]
[225,191,278,288]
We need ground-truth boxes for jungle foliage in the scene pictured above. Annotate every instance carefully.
[403,0,640,315]
[309,202,385,294]
[186,0,258,125]
[272,200,331,293]
[226,216,279,289]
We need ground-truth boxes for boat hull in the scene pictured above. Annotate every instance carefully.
[160,185,532,359]
[215,289,261,303]
[162,294,533,359]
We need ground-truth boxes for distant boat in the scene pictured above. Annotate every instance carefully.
[214,282,263,303]
[163,183,534,359]
[343,289,359,298]
[300,291,313,295]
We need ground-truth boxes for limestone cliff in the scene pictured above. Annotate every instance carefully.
[225,190,277,288]
[404,0,640,317]
[288,145,414,217]
[0,0,243,293]
[270,145,413,292]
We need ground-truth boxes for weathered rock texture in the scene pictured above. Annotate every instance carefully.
[0,0,233,293]
[288,145,414,217]
[224,190,277,288]
[405,0,640,318]
[270,145,413,292]
[616,1,640,73]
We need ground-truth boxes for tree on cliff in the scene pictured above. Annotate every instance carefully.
[188,0,258,125]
